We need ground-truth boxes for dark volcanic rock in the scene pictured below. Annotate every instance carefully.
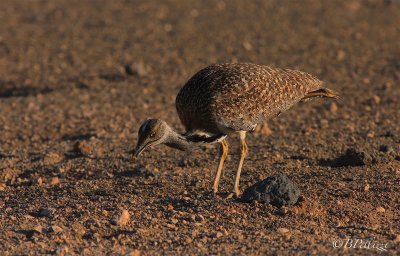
[240,174,301,207]
[320,148,377,167]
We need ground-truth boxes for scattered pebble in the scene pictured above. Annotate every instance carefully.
[51,225,63,233]
[254,123,272,136]
[242,41,253,51]
[55,245,69,255]
[74,141,93,156]
[362,78,370,85]
[336,50,346,61]
[277,228,289,234]
[0,183,6,191]
[43,152,64,165]
[216,231,224,238]
[36,177,44,186]
[111,209,130,226]
[38,208,55,218]
[363,184,370,192]
[376,207,385,213]
[33,224,44,234]
[50,177,60,185]
[185,237,193,244]
[125,249,140,256]
[393,234,400,242]
[329,102,338,113]
[241,174,301,206]
[125,61,149,77]
[371,95,381,104]
[275,207,288,216]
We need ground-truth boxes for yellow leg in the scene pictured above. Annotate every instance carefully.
[212,139,229,194]
[227,131,247,198]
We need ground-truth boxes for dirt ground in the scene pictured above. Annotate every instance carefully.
[0,0,399,255]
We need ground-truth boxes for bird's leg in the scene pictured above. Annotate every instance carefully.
[227,131,247,198]
[212,139,228,194]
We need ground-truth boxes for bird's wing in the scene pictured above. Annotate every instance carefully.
[210,64,323,132]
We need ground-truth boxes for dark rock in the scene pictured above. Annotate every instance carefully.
[38,208,55,218]
[240,174,301,207]
[320,148,376,167]
[379,145,390,153]
[119,165,155,178]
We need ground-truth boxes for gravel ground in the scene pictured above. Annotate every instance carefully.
[0,0,399,255]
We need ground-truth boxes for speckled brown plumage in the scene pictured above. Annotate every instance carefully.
[176,63,329,135]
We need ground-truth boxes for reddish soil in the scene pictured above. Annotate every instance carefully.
[0,0,399,255]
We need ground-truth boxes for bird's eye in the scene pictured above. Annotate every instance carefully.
[150,133,155,138]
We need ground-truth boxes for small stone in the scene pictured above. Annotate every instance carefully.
[74,141,93,156]
[195,214,205,222]
[275,207,288,216]
[215,231,223,238]
[379,145,391,153]
[363,184,370,191]
[43,152,64,165]
[125,61,148,77]
[51,225,63,233]
[55,245,69,255]
[277,228,289,234]
[393,234,400,242]
[367,132,375,138]
[38,208,55,218]
[243,41,253,51]
[50,177,60,185]
[185,237,193,244]
[376,207,385,213]
[0,183,6,191]
[329,102,338,113]
[111,209,130,226]
[171,218,178,224]
[254,123,272,136]
[372,95,381,104]
[33,224,44,234]
[320,119,329,128]
[71,223,86,235]
[362,78,370,84]
[336,50,346,61]
[125,249,140,256]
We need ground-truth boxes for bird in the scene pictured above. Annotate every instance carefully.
[133,63,338,198]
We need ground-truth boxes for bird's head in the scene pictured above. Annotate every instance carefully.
[133,118,169,157]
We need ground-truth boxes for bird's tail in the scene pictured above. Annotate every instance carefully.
[302,88,339,100]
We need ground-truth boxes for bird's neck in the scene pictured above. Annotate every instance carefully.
[163,129,196,151]
[163,126,226,151]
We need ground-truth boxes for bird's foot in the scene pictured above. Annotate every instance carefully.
[225,191,241,200]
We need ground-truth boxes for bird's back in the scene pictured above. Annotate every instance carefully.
[176,63,323,134]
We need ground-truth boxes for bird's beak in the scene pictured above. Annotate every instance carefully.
[133,145,145,157]
[133,140,150,158]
